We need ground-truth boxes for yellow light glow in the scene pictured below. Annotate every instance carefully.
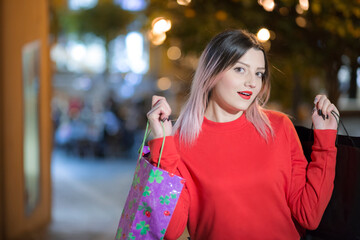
[152,17,172,34]
[148,31,166,46]
[299,0,309,11]
[157,77,172,91]
[257,28,271,42]
[270,30,276,40]
[184,9,196,18]
[215,10,228,21]
[258,0,275,12]
[279,7,289,16]
[167,46,182,60]
[296,16,307,28]
[177,0,191,6]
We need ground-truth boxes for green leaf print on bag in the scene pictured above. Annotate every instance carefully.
[138,202,152,217]
[160,228,166,240]
[127,232,136,240]
[159,195,170,205]
[142,186,151,197]
[129,199,137,210]
[135,164,140,174]
[132,174,140,187]
[171,193,177,199]
[115,227,123,240]
[149,169,164,183]
[136,221,150,235]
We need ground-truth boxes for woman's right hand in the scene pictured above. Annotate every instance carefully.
[146,95,173,138]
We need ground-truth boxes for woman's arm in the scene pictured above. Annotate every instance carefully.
[287,95,339,229]
[149,136,190,240]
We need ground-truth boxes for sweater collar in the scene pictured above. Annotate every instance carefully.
[202,113,248,132]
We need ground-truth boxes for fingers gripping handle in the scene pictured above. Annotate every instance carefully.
[138,120,166,168]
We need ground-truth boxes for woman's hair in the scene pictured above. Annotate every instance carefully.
[173,29,273,146]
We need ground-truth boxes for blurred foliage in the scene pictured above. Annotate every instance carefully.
[145,0,360,114]
[50,0,135,45]
[48,0,360,116]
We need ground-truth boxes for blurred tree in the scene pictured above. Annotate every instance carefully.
[50,0,136,74]
[145,0,360,117]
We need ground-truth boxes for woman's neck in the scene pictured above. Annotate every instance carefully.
[204,100,243,123]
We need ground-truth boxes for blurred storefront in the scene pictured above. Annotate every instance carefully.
[0,0,52,239]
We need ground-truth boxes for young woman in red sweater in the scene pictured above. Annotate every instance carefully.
[146,29,339,240]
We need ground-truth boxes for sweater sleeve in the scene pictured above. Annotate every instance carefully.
[148,136,190,240]
[286,119,337,230]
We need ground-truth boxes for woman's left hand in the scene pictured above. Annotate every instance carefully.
[312,94,340,130]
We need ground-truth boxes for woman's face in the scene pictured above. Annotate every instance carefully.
[210,48,265,114]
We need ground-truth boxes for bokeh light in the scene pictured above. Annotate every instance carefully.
[296,16,307,28]
[257,28,271,42]
[148,31,166,45]
[167,46,182,60]
[258,0,275,12]
[152,17,172,34]
[177,0,191,6]
[299,0,309,11]
[157,77,172,91]
[296,4,304,14]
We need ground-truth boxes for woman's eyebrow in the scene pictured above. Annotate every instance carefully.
[237,61,265,70]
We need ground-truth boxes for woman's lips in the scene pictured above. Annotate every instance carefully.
[238,91,253,100]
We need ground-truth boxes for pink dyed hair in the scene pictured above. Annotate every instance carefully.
[173,29,273,146]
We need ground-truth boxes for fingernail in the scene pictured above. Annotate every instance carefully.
[322,115,325,120]
[318,109,322,116]
[326,114,329,119]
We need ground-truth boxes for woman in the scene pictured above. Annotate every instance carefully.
[146,29,339,240]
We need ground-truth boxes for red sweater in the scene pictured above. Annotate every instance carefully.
[149,111,337,240]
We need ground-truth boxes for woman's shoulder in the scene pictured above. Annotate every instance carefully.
[263,109,293,127]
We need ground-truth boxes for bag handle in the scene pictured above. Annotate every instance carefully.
[138,120,166,168]
[310,110,356,147]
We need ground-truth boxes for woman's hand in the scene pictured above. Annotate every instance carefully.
[312,95,340,130]
[146,95,173,138]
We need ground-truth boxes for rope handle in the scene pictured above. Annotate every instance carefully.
[138,120,166,168]
[310,110,356,147]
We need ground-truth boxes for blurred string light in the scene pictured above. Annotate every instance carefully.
[299,0,309,11]
[148,31,167,46]
[296,4,304,14]
[258,0,275,12]
[177,0,191,6]
[257,28,271,42]
[68,0,97,10]
[296,16,307,27]
[149,17,172,45]
[114,0,147,11]
[167,46,182,60]
[157,77,172,91]
[152,17,172,34]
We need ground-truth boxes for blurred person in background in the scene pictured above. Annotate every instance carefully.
[146,29,339,240]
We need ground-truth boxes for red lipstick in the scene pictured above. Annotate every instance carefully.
[237,91,253,100]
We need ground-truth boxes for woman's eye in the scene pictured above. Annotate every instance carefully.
[256,72,265,78]
[234,67,245,73]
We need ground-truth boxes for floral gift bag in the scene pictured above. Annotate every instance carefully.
[115,122,185,240]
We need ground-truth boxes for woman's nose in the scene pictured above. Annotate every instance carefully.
[244,75,256,88]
